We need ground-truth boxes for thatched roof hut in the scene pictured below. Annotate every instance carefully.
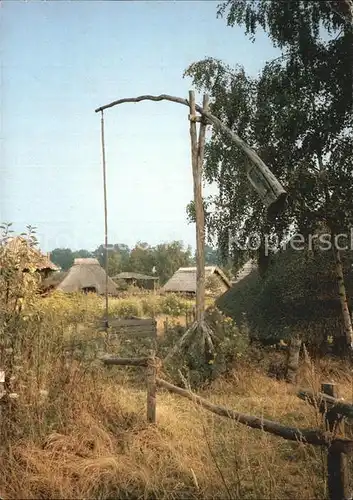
[216,247,353,353]
[41,271,68,292]
[112,271,159,290]
[162,266,231,296]
[230,259,257,286]
[55,258,118,295]
[2,236,59,276]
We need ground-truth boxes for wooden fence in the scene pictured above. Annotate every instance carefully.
[101,352,353,500]
[99,317,157,339]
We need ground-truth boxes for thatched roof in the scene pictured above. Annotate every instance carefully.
[113,272,158,281]
[56,258,118,295]
[2,236,59,271]
[216,246,353,347]
[41,271,68,290]
[230,260,257,285]
[162,266,231,293]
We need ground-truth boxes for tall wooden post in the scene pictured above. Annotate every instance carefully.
[146,352,157,424]
[100,110,109,328]
[322,383,349,500]
[189,91,209,325]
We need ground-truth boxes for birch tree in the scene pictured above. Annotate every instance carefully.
[185,0,353,351]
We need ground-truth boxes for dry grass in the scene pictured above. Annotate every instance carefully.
[1,352,351,500]
[1,292,352,499]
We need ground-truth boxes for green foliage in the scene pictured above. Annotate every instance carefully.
[206,305,249,367]
[184,1,353,267]
[108,298,143,318]
[204,244,221,265]
[140,295,163,317]
[153,241,193,285]
[0,222,41,326]
[160,294,193,317]
[50,248,75,271]
[127,242,155,276]
[93,243,130,276]
[107,251,122,277]
[50,248,94,271]
[159,307,249,388]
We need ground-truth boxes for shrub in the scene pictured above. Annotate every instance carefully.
[108,298,143,318]
[160,294,193,316]
[159,306,249,388]
[140,295,162,317]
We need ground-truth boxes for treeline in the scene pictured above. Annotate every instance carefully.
[50,241,227,285]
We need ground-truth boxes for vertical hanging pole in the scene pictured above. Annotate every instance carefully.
[189,90,205,325]
[100,110,109,328]
[146,351,157,424]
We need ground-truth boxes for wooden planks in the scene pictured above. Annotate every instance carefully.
[99,317,157,338]
[101,356,150,366]
[108,318,156,327]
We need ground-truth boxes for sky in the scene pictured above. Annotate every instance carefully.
[1,0,280,253]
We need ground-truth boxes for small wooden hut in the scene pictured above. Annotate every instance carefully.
[112,272,159,291]
[54,258,118,295]
[162,266,231,297]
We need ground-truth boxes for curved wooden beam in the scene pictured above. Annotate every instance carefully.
[95,93,287,215]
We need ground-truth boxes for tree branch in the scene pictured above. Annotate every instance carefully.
[326,0,353,27]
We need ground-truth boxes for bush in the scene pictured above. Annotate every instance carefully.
[160,294,193,316]
[38,291,102,325]
[140,295,162,317]
[108,298,143,318]
[159,306,249,388]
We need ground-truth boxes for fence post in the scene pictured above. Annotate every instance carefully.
[146,352,157,424]
[322,382,349,500]
[285,335,302,383]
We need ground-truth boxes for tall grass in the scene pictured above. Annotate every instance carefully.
[0,286,349,499]
[38,291,202,321]
[0,342,337,499]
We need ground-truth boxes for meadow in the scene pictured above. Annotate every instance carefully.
[1,290,352,499]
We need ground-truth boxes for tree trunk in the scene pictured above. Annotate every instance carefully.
[332,244,353,354]
[189,90,206,324]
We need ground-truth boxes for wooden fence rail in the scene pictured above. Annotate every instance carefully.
[298,387,353,420]
[156,378,343,448]
[101,355,353,500]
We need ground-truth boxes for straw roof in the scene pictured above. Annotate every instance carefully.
[230,259,257,285]
[56,258,118,295]
[2,236,59,271]
[113,272,158,280]
[41,271,68,290]
[162,266,231,293]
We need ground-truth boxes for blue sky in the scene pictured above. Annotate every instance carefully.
[1,0,280,252]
